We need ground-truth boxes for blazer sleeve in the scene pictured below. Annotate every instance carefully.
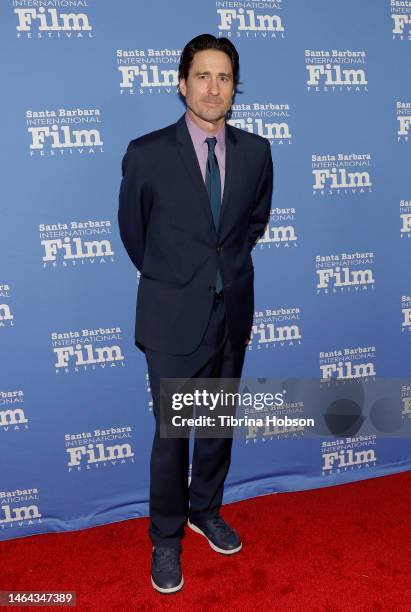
[248,139,273,251]
[118,140,153,271]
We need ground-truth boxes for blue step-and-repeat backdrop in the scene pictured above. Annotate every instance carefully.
[1,0,410,541]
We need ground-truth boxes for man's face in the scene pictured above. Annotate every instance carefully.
[179,49,234,125]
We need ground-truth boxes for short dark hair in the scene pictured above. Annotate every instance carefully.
[178,34,240,89]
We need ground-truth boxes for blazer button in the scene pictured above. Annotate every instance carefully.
[216,246,222,253]
[208,285,216,292]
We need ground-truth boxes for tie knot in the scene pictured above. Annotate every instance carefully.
[205,137,217,153]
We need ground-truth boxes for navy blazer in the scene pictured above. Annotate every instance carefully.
[118,113,273,354]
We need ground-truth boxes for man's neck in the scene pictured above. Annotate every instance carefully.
[186,108,225,136]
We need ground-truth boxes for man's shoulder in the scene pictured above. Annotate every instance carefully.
[227,121,269,151]
[127,119,177,152]
[124,116,270,157]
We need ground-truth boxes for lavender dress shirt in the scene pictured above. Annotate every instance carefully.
[185,111,226,200]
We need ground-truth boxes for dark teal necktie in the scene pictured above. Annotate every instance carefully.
[205,137,223,293]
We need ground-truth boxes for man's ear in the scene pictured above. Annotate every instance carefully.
[178,79,186,96]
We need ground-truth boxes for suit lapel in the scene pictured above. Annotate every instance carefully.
[218,122,238,235]
[175,114,216,232]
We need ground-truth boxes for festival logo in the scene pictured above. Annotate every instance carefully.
[319,345,377,381]
[321,435,377,475]
[397,102,411,141]
[216,1,285,39]
[248,305,302,351]
[312,152,372,196]
[0,283,14,329]
[228,102,292,145]
[400,199,411,236]
[65,425,135,472]
[0,390,28,432]
[401,385,411,420]
[401,295,411,332]
[305,49,368,92]
[244,394,305,443]
[256,208,298,250]
[51,326,125,374]
[0,487,42,531]
[117,48,180,95]
[391,0,411,40]
[315,251,375,294]
[13,0,93,40]
[26,108,103,157]
[39,220,114,268]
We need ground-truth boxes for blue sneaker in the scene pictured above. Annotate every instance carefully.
[188,516,242,554]
[151,546,184,594]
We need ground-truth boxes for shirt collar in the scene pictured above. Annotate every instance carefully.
[185,111,226,155]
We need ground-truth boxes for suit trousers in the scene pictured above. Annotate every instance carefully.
[145,293,246,550]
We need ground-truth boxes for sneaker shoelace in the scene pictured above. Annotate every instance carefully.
[207,517,233,536]
[154,547,179,572]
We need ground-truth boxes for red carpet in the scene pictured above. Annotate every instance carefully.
[2,471,411,611]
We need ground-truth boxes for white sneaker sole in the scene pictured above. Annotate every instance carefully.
[187,520,242,555]
[151,574,184,594]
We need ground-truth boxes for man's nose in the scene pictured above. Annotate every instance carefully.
[207,77,220,95]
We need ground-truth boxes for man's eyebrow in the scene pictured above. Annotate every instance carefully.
[194,70,233,77]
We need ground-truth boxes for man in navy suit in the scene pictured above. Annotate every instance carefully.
[118,34,273,594]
